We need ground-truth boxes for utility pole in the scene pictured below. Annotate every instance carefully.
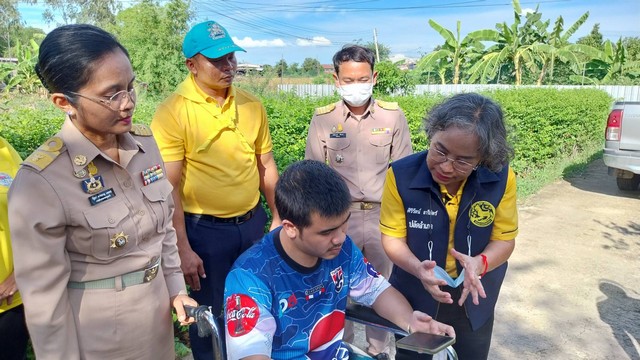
[373,28,380,63]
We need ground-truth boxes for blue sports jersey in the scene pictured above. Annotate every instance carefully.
[224,227,390,360]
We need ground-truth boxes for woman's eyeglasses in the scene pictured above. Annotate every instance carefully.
[68,88,136,111]
[430,148,478,173]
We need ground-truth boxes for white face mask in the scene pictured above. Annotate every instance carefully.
[337,82,373,107]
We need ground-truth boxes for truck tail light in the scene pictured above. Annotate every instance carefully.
[605,109,622,141]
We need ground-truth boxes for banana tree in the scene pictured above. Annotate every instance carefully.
[1,39,42,94]
[572,38,640,84]
[467,0,549,85]
[418,19,484,84]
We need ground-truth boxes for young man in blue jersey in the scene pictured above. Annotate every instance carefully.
[223,160,455,360]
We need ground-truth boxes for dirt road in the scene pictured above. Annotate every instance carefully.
[489,158,640,360]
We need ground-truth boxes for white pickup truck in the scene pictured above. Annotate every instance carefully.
[603,101,640,190]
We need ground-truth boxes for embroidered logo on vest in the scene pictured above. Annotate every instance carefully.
[469,201,495,227]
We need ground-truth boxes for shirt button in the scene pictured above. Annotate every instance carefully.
[138,210,145,216]
[108,218,115,224]
[124,180,132,188]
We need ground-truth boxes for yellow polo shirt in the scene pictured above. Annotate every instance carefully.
[0,137,22,312]
[380,167,518,276]
[151,74,273,217]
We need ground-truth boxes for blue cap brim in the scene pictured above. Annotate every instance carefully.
[199,44,246,59]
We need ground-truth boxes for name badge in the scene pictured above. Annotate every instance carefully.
[329,133,346,138]
[88,188,116,206]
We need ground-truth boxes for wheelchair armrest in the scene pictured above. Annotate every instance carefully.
[345,303,408,336]
[345,303,456,356]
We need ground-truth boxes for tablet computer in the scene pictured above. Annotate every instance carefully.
[396,332,456,355]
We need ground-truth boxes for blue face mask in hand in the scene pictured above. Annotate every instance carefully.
[433,266,465,288]
[428,239,471,288]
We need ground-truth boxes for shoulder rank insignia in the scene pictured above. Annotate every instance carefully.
[129,123,153,137]
[22,136,65,172]
[315,103,336,116]
[376,100,399,111]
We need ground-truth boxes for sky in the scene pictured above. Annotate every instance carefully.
[17,0,640,66]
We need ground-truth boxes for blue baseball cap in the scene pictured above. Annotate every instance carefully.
[182,21,245,59]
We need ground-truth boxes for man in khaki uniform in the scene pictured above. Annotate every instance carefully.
[305,44,413,359]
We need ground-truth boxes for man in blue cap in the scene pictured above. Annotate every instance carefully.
[151,20,281,360]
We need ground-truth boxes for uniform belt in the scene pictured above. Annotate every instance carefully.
[351,202,380,210]
[68,257,161,290]
[185,205,258,225]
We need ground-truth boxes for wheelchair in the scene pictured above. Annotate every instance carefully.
[185,304,457,360]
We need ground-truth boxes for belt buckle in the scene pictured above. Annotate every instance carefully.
[361,202,374,210]
[143,257,160,283]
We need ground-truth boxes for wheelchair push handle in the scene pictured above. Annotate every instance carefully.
[183,305,227,360]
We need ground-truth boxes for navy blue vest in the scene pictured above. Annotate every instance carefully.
[388,150,509,330]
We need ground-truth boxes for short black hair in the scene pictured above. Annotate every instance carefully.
[332,44,375,74]
[424,93,514,172]
[35,24,130,94]
[275,160,351,229]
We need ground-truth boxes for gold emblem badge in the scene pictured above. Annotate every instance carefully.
[73,169,88,178]
[469,201,495,227]
[73,155,87,166]
[110,232,129,249]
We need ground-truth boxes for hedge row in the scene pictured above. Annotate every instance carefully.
[0,88,612,175]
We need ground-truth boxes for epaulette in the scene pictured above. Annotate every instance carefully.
[130,123,153,136]
[376,100,399,111]
[22,136,65,172]
[315,103,336,115]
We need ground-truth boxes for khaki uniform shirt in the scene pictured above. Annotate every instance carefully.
[305,99,413,202]
[8,119,185,359]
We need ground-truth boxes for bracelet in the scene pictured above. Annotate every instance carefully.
[480,254,489,278]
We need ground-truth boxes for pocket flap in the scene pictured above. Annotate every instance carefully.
[369,134,392,147]
[326,137,351,151]
[84,200,129,229]
[140,179,173,202]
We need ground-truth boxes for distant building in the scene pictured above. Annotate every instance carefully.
[322,64,334,74]
[236,63,263,75]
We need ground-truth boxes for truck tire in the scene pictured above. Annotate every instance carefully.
[616,174,640,191]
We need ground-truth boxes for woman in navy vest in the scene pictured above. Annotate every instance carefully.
[380,93,518,359]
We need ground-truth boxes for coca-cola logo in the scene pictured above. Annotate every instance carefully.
[225,293,260,337]
[227,306,257,321]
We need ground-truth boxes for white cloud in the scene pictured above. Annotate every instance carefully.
[233,37,286,48]
[521,8,536,15]
[296,36,332,47]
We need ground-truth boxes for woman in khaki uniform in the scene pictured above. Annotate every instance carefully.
[8,24,196,360]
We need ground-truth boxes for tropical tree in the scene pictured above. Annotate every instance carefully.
[573,38,640,84]
[109,0,191,95]
[302,57,323,76]
[418,20,484,84]
[374,61,415,95]
[467,0,549,85]
[34,0,120,27]
[577,24,604,50]
[1,39,42,94]
[275,59,287,77]
[535,12,597,84]
[1,0,21,56]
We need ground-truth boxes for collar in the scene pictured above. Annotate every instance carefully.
[60,117,143,171]
[338,98,376,122]
[175,73,236,106]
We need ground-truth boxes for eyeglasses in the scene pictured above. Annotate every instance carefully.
[68,88,136,111]
[429,148,478,173]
